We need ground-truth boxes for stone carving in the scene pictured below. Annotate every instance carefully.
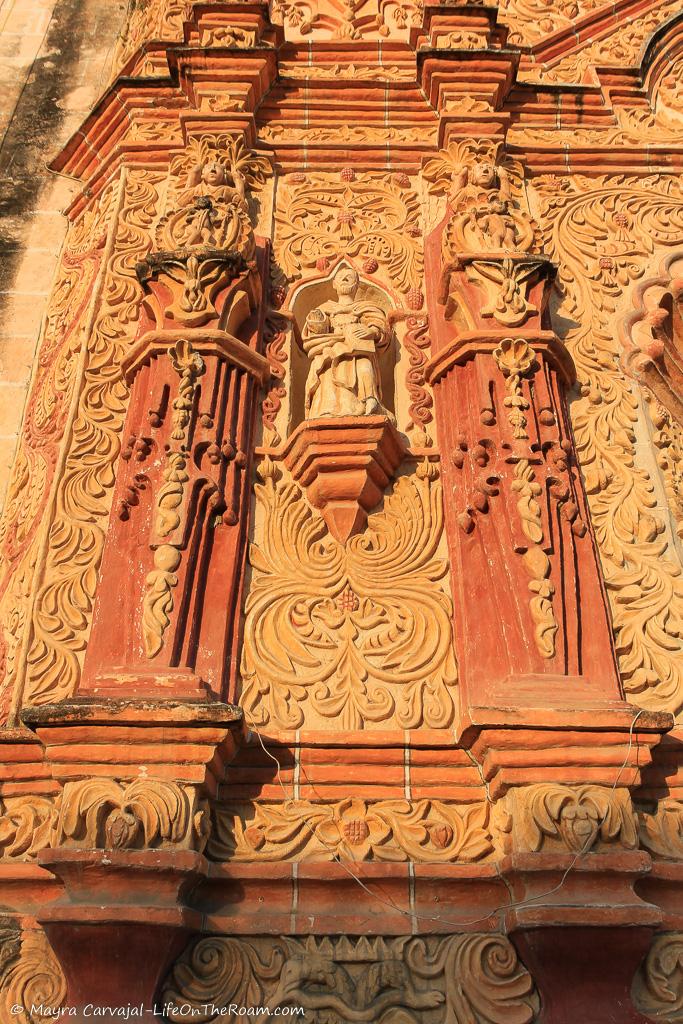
[260,125,437,144]
[279,61,415,80]
[633,933,683,1022]
[521,0,682,84]
[23,169,164,708]
[262,312,291,447]
[639,799,683,860]
[503,784,638,854]
[274,170,423,297]
[55,778,208,852]
[139,137,270,326]
[499,0,607,46]
[209,797,493,862]
[648,397,683,541]
[404,315,434,442]
[533,172,683,717]
[301,266,391,419]
[0,795,56,859]
[240,459,457,730]
[142,339,205,658]
[424,141,537,257]
[0,925,66,1024]
[621,259,683,430]
[164,933,539,1023]
[271,0,423,40]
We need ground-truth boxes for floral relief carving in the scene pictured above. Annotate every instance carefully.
[499,0,608,46]
[504,784,638,854]
[208,797,493,863]
[633,933,683,1023]
[0,189,117,718]
[273,170,423,297]
[533,172,683,717]
[240,459,457,730]
[55,778,209,853]
[22,169,164,707]
[521,0,682,84]
[164,933,539,1024]
[639,799,683,860]
[0,795,56,860]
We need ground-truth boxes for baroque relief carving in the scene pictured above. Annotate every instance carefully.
[0,795,56,860]
[501,785,638,854]
[164,933,540,1023]
[639,799,683,860]
[240,459,457,730]
[521,0,682,84]
[0,188,117,718]
[273,170,423,298]
[209,797,492,862]
[22,169,164,707]
[533,172,683,717]
[633,933,683,1023]
[55,778,209,852]
[0,925,66,1024]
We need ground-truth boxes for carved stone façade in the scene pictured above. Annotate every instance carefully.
[1,0,683,1022]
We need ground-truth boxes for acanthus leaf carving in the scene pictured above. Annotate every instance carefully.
[240,459,457,731]
[209,797,493,863]
[506,784,638,854]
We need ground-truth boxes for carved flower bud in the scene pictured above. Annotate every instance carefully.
[271,285,287,308]
[407,288,423,311]
[614,212,629,228]
[395,173,411,188]
[405,223,421,237]
[340,167,355,182]
[429,824,454,849]
[342,820,369,845]
[105,808,141,850]
[316,257,330,273]
[290,173,306,184]
[363,258,379,274]
[599,257,615,270]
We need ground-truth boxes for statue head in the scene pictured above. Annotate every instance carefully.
[332,266,360,298]
[201,159,228,187]
[471,161,498,190]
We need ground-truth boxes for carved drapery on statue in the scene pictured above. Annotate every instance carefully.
[424,139,623,711]
[79,134,271,700]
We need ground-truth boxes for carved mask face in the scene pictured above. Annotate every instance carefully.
[333,267,359,297]
[202,161,226,186]
[472,162,497,189]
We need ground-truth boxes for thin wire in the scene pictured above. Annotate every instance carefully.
[248,708,644,930]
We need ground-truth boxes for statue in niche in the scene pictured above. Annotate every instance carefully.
[301,266,392,419]
[448,158,518,251]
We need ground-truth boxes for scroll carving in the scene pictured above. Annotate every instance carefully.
[633,933,683,1023]
[240,459,457,730]
[23,169,163,707]
[164,933,539,1024]
[533,172,683,716]
[209,797,493,863]
[0,795,56,860]
[274,170,423,298]
[0,926,66,1024]
[639,799,683,861]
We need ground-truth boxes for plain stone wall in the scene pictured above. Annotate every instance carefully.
[0,0,127,509]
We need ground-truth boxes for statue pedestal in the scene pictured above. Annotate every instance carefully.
[282,415,407,543]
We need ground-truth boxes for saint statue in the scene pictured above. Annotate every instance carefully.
[301,267,391,419]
